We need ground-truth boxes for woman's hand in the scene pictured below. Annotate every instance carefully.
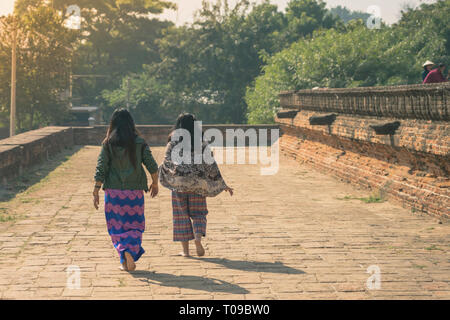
[93,190,100,210]
[149,183,159,198]
[225,186,234,196]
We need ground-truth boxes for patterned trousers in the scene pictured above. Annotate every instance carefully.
[172,191,208,242]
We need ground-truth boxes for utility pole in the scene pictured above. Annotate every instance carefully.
[69,73,73,108]
[126,77,130,111]
[10,16,17,137]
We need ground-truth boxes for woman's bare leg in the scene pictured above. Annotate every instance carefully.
[194,234,205,257]
[180,241,190,257]
[124,251,136,271]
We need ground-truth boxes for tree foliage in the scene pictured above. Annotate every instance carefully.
[246,0,450,124]
[1,0,447,130]
[102,0,340,124]
[0,6,77,131]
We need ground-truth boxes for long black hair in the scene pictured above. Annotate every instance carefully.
[103,108,138,168]
[170,113,203,151]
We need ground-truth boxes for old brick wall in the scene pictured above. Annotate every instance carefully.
[0,127,74,183]
[0,124,280,184]
[277,83,449,219]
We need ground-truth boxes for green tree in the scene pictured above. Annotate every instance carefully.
[283,0,339,43]
[104,0,288,124]
[101,67,181,124]
[0,6,77,131]
[392,0,450,81]
[15,0,176,109]
[246,0,450,124]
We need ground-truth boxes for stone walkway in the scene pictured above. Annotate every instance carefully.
[0,146,448,299]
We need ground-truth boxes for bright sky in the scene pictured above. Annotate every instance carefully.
[0,0,439,24]
[0,1,14,16]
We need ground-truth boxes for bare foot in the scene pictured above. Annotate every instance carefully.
[178,251,190,257]
[180,241,190,257]
[195,241,205,257]
[124,251,136,271]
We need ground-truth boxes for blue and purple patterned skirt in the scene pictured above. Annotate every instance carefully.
[104,189,145,264]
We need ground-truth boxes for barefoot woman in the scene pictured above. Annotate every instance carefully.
[159,113,233,257]
[93,109,159,271]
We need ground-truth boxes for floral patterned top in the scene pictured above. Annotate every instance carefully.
[159,140,228,197]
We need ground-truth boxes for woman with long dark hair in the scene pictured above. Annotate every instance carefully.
[159,113,233,257]
[93,108,159,271]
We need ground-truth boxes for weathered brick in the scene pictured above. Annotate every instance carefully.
[277,83,449,219]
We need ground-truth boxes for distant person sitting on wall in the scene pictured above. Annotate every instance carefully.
[422,60,434,81]
[423,63,448,84]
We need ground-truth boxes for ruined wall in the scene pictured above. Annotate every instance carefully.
[0,127,74,182]
[0,124,279,183]
[276,83,449,219]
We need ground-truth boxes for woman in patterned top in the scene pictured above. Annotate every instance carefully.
[159,113,233,257]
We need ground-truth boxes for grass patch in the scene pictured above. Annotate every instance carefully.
[412,264,426,269]
[336,192,385,203]
[358,193,385,203]
[19,198,36,204]
[118,278,126,287]
[425,245,443,251]
[22,176,51,195]
[336,195,354,201]
[0,208,16,222]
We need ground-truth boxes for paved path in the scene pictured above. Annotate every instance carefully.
[0,146,448,299]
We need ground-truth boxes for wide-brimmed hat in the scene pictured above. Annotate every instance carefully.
[422,60,435,67]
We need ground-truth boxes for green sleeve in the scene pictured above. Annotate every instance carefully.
[142,145,158,174]
[94,144,110,182]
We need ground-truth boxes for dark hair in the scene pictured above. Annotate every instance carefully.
[103,108,138,168]
[169,113,202,151]
[438,63,446,68]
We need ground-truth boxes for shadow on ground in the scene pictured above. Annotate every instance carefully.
[189,257,305,274]
[0,146,82,202]
[131,271,250,294]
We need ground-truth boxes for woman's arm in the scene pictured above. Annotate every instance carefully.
[142,144,158,174]
[142,144,159,197]
[149,171,159,198]
[94,144,110,184]
[93,145,110,209]
[93,181,102,210]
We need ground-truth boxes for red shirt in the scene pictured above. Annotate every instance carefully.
[423,68,448,84]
